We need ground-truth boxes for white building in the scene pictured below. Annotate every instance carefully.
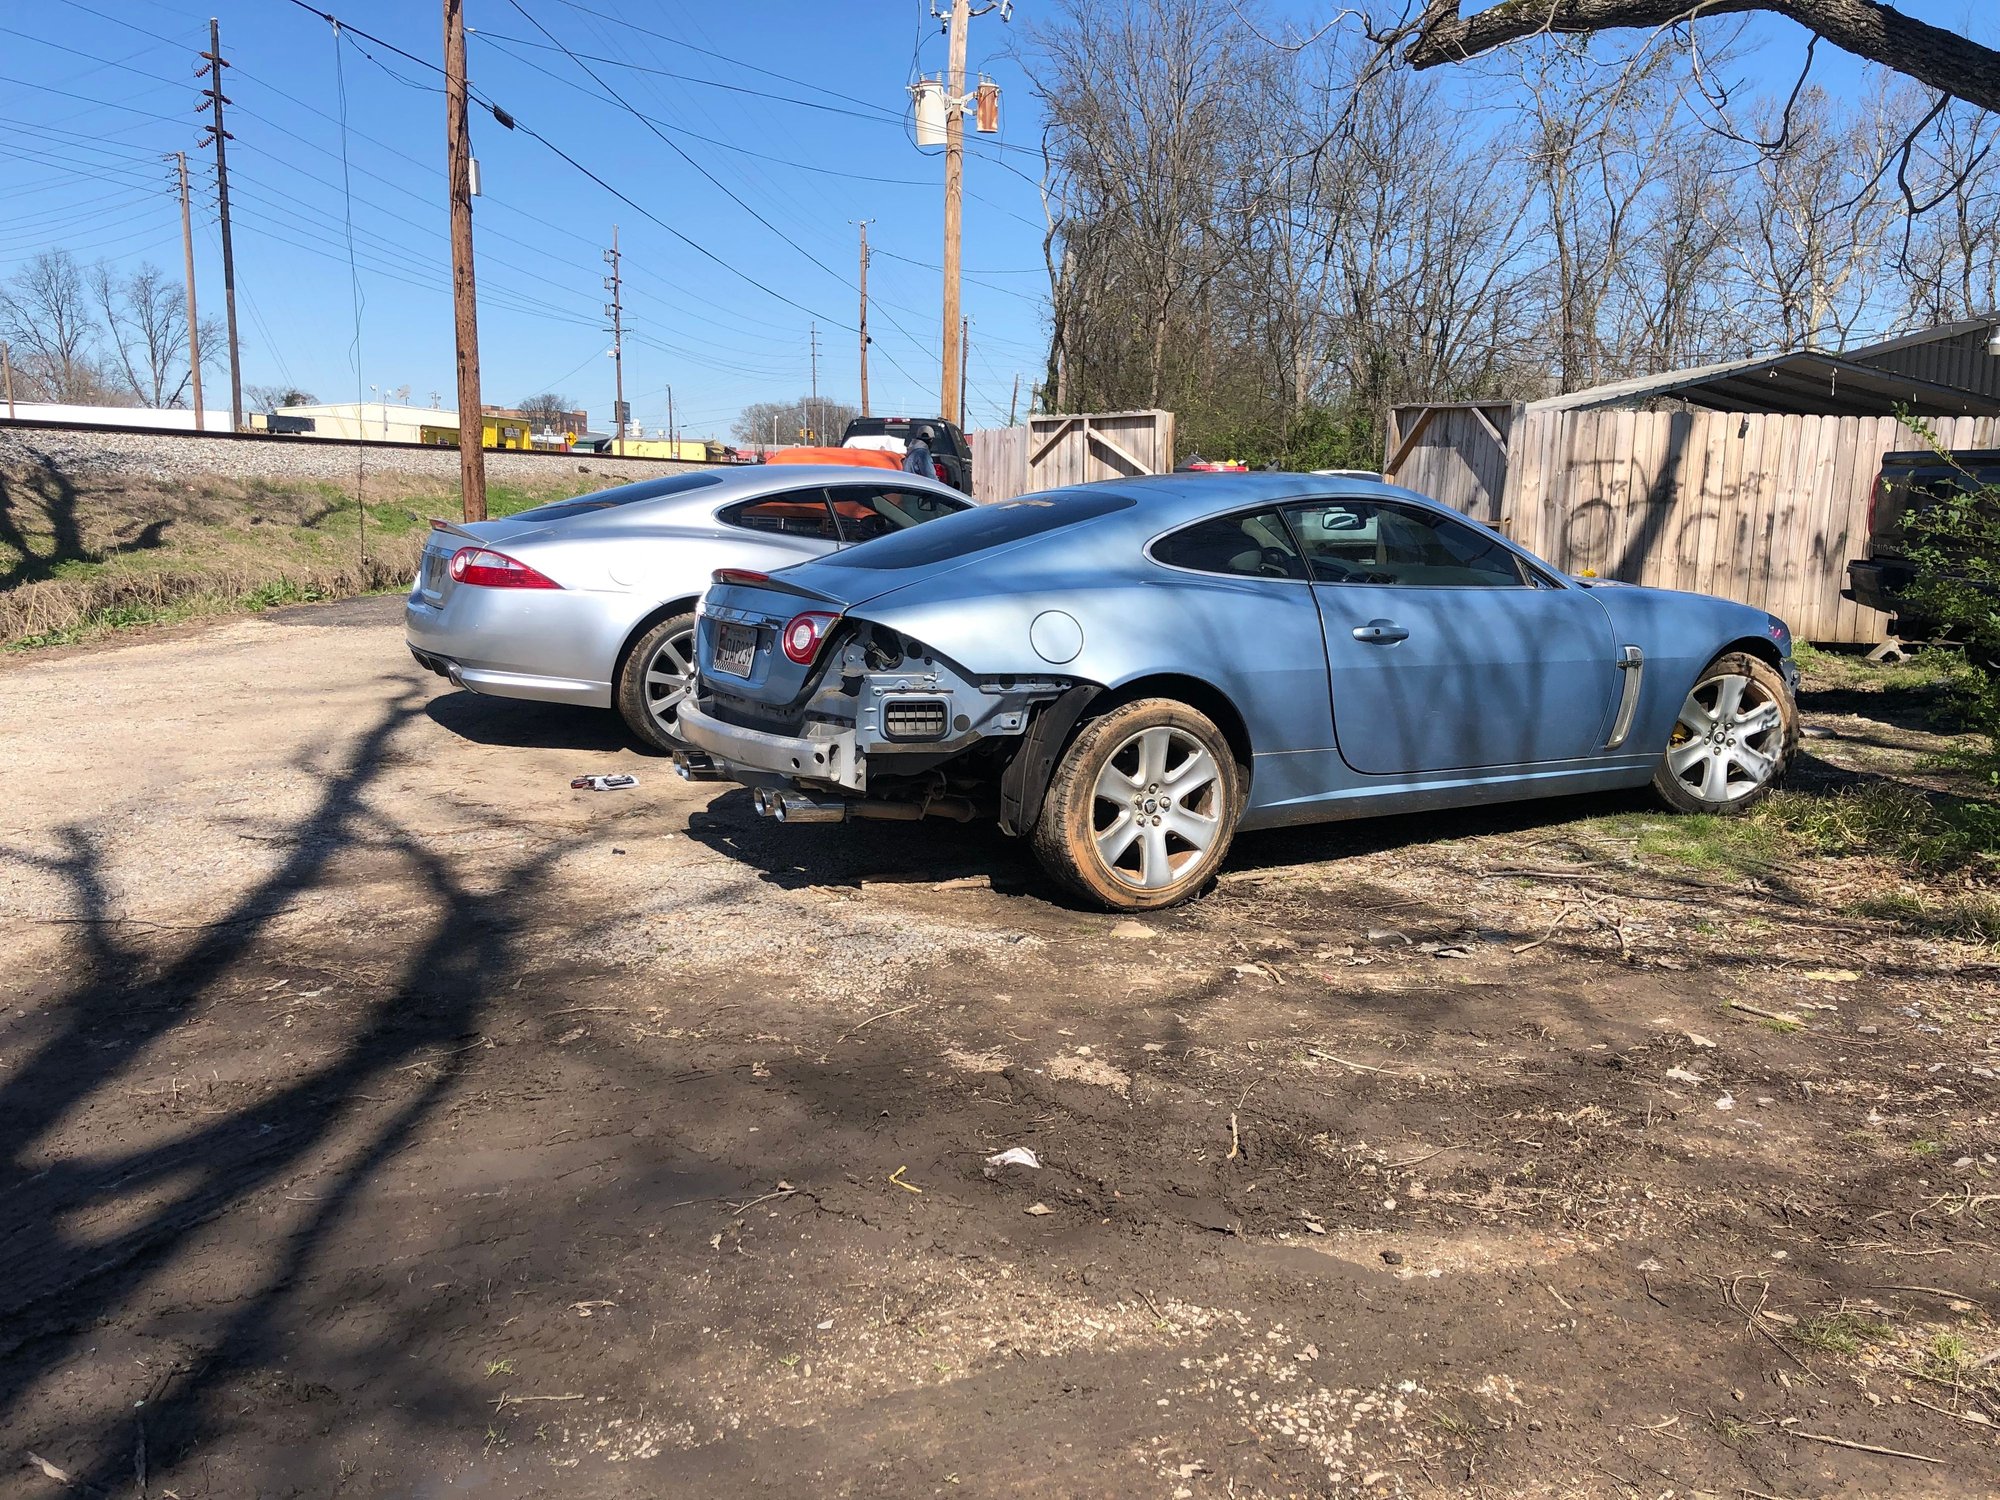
[1,401,237,431]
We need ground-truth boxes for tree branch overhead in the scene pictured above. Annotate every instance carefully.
[1403,0,2000,116]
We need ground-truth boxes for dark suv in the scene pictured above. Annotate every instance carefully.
[839,416,973,496]
[1846,448,2000,644]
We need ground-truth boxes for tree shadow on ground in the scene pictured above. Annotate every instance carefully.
[0,688,573,1493]
[0,451,170,590]
[425,686,641,754]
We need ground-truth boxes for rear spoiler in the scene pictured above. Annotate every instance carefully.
[708,567,848,607]
[428,518,485,543]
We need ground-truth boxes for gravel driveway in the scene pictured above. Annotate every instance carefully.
[2,598,1995,1497]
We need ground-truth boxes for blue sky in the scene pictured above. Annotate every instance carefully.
[0,1,1990,439]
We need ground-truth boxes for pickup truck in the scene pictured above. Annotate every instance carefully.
[839,416,974,496]
[1845,447,2000,646]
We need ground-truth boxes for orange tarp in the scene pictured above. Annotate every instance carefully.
[767,445,902,471]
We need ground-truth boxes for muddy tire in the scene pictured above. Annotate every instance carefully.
[1651,651,1798,815]
[615,611,697,753]
[1031,698,1241,911]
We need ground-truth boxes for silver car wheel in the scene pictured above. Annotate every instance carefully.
[1665,671,1784,804]
[643,627,695,735]
[1090,724,1223,890]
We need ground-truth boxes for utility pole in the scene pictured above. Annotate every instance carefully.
[808,322,819,441]
[603,226,625,457]
[443,0,487,520]
[199,18,242,431]
[666,383,675,454]
[1008,371,1019,426]
[2,342,13,420]
[855,220,872,417]
[959,315,969,423]
[172,152,204,429]
[941,0,969,428]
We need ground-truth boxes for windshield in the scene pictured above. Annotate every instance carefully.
[817,490,1135,570]
[507,471,721,523]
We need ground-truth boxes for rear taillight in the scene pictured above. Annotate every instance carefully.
[780,611,840,665]
[713,568,771,586]
[1867,471,1886,541]
[448,547,561,589]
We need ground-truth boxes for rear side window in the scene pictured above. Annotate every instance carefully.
[818,490,1137,570]
[720,490,837,540]
[1280,500,1527,587]
[508,471,720,522]
[1150,509,1303,579]
[825,484,968,543]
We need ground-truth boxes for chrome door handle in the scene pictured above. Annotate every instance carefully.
[1352,619,1408,644]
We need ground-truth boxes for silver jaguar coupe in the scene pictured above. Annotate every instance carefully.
[404,466,968,749]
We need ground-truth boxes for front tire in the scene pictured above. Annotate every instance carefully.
[1031,698,1241,910]
[1652,651,1797,814]
[615,612,697,753]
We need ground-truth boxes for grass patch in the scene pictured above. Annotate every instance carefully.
[1575,810,1791,874]
[1758,783,2000,875]
[1856,891,2000,944]
[1798,1313,1893,1354]
[2,465,616,649]
[1789,1311,1893,1355]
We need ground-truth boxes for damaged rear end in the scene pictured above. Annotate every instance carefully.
[676,567,1078,825]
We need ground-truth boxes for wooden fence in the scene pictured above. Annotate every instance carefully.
[1385,404,2000,643]
[969,409,1176,502]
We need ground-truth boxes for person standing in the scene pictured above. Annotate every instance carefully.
[902,424,936,477]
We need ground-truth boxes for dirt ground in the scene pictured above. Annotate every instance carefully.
[2,598,1996,1499]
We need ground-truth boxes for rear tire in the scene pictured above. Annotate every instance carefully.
[1651,651,1797,814]
[615,611,697,753]
[1031,698,1241,911]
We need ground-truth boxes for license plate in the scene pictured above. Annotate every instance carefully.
[421,550,446,595]
[711,620,758,678]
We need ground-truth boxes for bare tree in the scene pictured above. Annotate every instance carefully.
[733,395,859,446]
[246,384,320,414]
[516,392,580,433]
[0,250,114,403]
[1896,100,2000,324]
[88,260,220,409]
[1389,2,2000,117]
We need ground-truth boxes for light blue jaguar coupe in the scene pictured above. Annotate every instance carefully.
[675,473,1799,910]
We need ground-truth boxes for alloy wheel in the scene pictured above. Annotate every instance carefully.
[644,627,695,736]
[1089,724,1223,889]
[1665,672,1785,804]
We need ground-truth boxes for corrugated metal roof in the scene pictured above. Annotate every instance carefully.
[1527,346,2000,418]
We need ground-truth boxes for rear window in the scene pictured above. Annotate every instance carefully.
[817,490,1136,570]
[507,471,721,522]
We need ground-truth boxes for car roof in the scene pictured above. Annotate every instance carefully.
[1028,470,1461,533]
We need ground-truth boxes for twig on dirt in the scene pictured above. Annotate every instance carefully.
[1907,1393,1996,1427]
[1139,1289,1168,1324]
[1513,906,1581,954]
[1871,1283,1984,1304]
[727,1185,798,1213]
[1728,1001,1801,1024]
[835,1002,922,1044]
[549,1006,623,1016]
[1225,1112,1240,1161]
[1387,1146,1454,1170]
[1785,1428,1942,1463]
[396,1038,487,1071]
[492,1392,587,1412]
[1306,1048,1410,1077]
[887,1165,924,1194]
[1544,1283,1574,1312]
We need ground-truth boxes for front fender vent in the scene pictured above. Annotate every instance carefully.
[882,696,950,742]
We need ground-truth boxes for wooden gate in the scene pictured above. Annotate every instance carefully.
[969,409,1176,502]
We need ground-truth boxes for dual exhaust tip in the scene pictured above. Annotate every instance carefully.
[751,787,975,824]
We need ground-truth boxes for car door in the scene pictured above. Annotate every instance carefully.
[1277,498,1621,775]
